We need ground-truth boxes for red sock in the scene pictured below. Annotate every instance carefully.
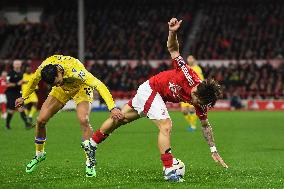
[92,130,109,144]
[161,153,173,168]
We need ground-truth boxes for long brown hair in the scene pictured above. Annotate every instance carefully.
[195,79,223,107]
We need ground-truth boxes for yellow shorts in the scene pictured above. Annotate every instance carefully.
[25,92,38,104]
[180,102,194,108]
[49,85,94,105]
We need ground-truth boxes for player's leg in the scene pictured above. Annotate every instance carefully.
[181,103,197,131]
[76,101,97,177]
[84,104,140,170]
[5,109,14,129]
[5,93,16,129]
[26,93,38,122]
[152,118,172,154]
[152,118,182,181]
[18,106,31,129]
[73,86,99,177]
[0,94,7,119]
[26,94,65,173]
[24,103,32,118]
[29,102,38,121]
[187,106,197,131]
[146,93,183,182]
[1,103,7,119]
[25,102,37,123]
[76,101,93,140]
[91,104,140,145]
[35,96,64,154]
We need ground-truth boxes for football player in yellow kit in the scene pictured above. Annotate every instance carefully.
[180,55,204,131]
[15,55,123,177]
[22,64,38,123]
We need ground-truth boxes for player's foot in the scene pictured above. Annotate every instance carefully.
[6,125,11,129]
[81,141,97,166]
[26,152,47,173]
[187,126,196,132]
[164,167,184,182]
[86,165,96,177]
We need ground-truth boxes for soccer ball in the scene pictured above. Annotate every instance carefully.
[173,158,186,177]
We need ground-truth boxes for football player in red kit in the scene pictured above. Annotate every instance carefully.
[0,71,7,119]
[83,18,228,182]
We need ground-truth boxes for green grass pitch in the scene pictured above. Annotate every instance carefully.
[0,111,284,188]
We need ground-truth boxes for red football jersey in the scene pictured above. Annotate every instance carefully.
[0,77,7,94]
[149,55,208,120]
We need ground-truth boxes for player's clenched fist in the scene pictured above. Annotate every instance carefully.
[168,18,182,32]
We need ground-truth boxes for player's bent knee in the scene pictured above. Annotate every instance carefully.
[79,117,90,127]
[159,123,172,135]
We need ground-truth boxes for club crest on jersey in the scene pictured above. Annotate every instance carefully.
[169,82,182,98]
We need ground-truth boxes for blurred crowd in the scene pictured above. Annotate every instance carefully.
[190,0,284,59]
[203,60,284,99]
[88,59,284,99]
[0,59,284,102]
[1,0,284,59]
[0,0,193,60]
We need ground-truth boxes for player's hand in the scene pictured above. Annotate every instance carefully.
[168,18,182,32]
[17,80,25,85]
[211,152,228,168]
[110,107,124,121]
[15,97,25,108]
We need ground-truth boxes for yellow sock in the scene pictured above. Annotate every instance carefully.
[29,106,37,118]
[25,109,30,116]
[188,114,197,129]
[35,137,46,156]
[184,114,191,124]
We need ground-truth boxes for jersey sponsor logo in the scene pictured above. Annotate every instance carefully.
[72,68,77,72]
[169,82,182,99]
[175,56,195,86]
[78,70,86,81]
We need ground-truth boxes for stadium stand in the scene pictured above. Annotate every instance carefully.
[190,0,284,59]
[0,0,284,102]
[0,0,194,59]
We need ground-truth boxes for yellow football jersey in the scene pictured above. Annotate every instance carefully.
[191,65,204,81]
[22,73,38,103]
[22,73,38,92]
[22,55,116,110]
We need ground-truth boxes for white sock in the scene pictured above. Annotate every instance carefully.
[86,159,91,166]
[82,140,89,146]
[89,138,97,147]
[36,151,44,157]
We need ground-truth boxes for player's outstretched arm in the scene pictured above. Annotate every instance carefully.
[201,119,229,169]
[15,69,41,108]
[83,71,124,120]
[167,18,182,59]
